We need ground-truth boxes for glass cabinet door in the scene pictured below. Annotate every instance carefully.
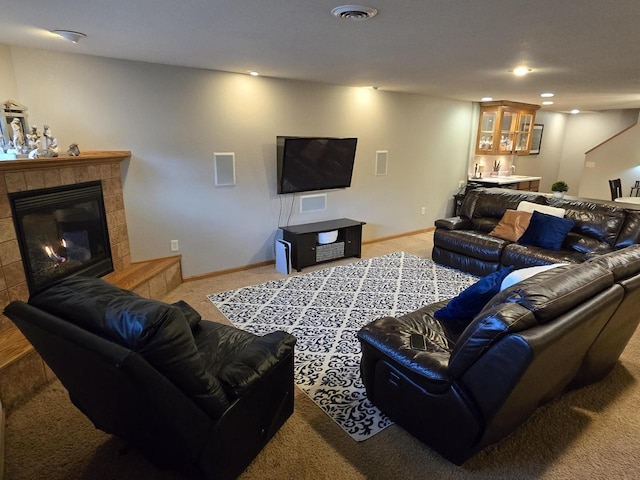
[498,110,517,153]
[515,113,534,151]
[477,110,496,152]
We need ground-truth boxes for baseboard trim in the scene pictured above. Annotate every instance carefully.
[184,228,433,282]
[362,227,433,245]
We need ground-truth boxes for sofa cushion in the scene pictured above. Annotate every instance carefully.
[29,276,231,417]
[484,263,614,324]
[501,243,587,269]
[614,210,640,248]
[550,198,626,247]
[358,303,457,394]
[518,211,575,251]
[434,229,508,261]
[500,263,568,291]
[517,200,565,218]
[489,209,532,242]
[172,300,202,330]
[586,244,640,281]
[434,266,513,331]
[448,303,536,378]
[472,190,546,221]
[562,232,614,255]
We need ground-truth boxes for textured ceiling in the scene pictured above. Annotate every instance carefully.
[1,0,639,112]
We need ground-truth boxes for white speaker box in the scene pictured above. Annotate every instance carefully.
[214,152,236,186]
[375,150,388,175]
[300,194,327,213]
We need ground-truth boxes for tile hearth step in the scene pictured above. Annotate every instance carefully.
[103,255,183,299]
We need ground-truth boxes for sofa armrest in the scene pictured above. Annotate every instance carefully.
[218,331,296,397]
[435,216,472,230]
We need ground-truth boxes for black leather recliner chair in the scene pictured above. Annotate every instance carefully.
[3,276,296,480]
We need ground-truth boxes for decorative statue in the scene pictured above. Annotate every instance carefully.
[10,118,25,152]
[26,125,41,152]
[43,125,59,157]
[67,143,80,156]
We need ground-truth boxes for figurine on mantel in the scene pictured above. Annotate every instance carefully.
[43,125,59,157]
[10,118,25,153]
[26,125,41,158]
[67,143,80,156]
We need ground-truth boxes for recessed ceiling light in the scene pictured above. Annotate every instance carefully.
[481,97,493,102]
[571,109,580,114]
[541,92,554,98]
[331,5,378,21]
[542,101,554,105]
[248,71,260,76]
[511,65,532,76]
[51,30,86,43]
[371,86,379,90]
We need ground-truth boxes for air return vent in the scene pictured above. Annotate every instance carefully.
[331,5,378,21]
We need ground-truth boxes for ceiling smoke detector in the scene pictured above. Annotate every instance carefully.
[331,5,378,21]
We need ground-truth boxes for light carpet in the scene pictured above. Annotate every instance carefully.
[207,252,477,441]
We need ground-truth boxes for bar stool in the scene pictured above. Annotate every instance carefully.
[630,181,640,197]
[609,178,622,200]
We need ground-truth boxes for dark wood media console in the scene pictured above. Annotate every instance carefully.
[281,218,365,271]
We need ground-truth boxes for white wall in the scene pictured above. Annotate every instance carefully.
[560,109,638,198]
[0,44,18,99]
[512,111,567,193]
[3,45,473,277]
[580,111,640,200]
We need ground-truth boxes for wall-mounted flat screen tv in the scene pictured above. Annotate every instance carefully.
[277,136,358,194]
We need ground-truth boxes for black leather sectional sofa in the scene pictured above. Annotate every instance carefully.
[432,187,640,276]
[358,245,640,464]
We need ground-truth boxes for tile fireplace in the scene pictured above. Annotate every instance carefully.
[10,181,114,294]
[0,151,131,408]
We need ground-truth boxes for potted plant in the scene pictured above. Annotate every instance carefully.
[551,180,569,198]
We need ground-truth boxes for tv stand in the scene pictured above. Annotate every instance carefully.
[281,218,365,272]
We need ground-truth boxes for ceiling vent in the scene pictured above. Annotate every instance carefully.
[331,5,378,21]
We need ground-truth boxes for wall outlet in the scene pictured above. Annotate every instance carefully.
[421,206,426,215]
[170,239,179,252]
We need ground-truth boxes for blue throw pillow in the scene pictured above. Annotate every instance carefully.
[434,266,514,331]
[518,210,575,251]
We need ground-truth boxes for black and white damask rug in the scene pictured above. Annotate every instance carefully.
[207,252,477,441]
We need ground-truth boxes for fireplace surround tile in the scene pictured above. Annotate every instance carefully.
[0,219,14,243]
[4,172,26,193]
[0,240,20,265]
[58,167,75,185]
[23,171,45,191]
[42,168,62,188]
[0,195,11,219]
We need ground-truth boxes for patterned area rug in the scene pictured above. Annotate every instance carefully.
[207,252,477,441]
